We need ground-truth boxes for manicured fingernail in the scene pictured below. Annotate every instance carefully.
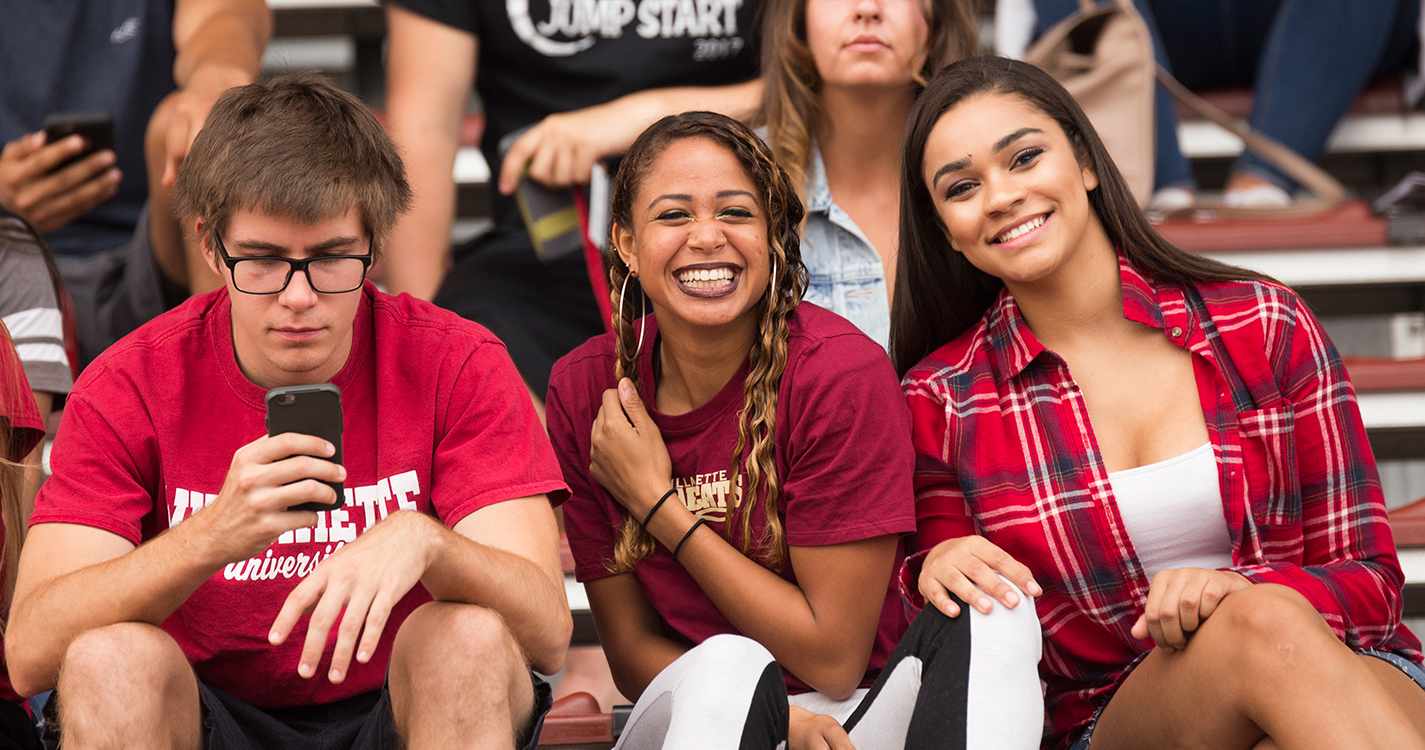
[67,134,84,149]
[329,669,341,682]
[1029,581,1043,596]
[358,650,369,663]
[977,597,992,612]
[619,379,633,399]
[325,441,335,454]
[298,662,313,678]
[1005,590,1019,607]
[338,465,347,479]
[269,630,281,644]
[97,151,115,166]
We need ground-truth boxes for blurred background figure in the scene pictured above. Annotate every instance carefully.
[0,208,75,515]
[383,0,763,410]
[755,0,978,348]
[1005,0,1418,211]
[0,0,271,365]
[0,322,46,750]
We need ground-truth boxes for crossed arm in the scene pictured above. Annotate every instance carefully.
[7,433,569,696]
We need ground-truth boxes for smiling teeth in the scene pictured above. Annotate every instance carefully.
[998,216,1045,242]
[677,268,735,287]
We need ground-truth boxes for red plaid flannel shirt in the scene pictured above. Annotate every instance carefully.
[900,255,1422,749]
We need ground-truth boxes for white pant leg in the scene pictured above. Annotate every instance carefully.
[613,634,786,750]
[838,578,1043,750]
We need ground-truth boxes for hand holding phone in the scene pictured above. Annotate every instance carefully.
[266,384,345,511]
[42,111,115,174]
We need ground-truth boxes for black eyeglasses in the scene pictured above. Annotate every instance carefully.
[213,232,372,295]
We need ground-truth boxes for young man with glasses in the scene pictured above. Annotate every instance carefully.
[6,74,572,750]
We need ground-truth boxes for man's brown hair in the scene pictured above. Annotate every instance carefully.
[174,73,411,257]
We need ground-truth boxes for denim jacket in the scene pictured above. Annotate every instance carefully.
[800,145,891,349]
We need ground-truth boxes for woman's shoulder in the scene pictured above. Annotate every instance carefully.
[548,330,620,400]
[901,316,997,393]
[786,302,892,366]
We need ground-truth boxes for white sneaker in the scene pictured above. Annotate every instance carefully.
[1223,182,1291,208]
[1149,186,1196,214]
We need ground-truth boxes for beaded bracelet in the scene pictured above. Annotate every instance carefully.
[672,518,706,561]
[641,488,679,533]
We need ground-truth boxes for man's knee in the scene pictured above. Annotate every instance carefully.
[391,602,528,698]
[59,622,191,697]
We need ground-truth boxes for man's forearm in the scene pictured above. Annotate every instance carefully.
[7,523,228,695]
[173,0,271,93]
[382,135,460,300]
[422,523,572,675]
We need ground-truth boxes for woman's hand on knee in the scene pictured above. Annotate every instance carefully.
[1131,568,1253,651]
[918,536,1042,618]
[789,706,856,750]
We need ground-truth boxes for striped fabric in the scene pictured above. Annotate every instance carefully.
[899,254,1422,749]
[0,212,72,396]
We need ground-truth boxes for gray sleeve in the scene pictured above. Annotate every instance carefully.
[0,240,73,396]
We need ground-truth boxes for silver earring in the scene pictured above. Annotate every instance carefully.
[769,259,779,302]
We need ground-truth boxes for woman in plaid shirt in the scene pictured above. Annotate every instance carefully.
[889,56,1425,750]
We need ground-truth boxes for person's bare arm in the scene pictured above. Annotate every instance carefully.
[270,495,572,680]
[591,383,897,699]
[5,433,339,696]
[382,3,476,301]
[497,79,762,194]
[19,390,51,514]
[584,572,690,700]
[160,0,271,187]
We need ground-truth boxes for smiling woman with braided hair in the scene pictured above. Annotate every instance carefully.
[546,111,1043,750]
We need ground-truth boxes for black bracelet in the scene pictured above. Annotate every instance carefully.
[641,488,679,533]
[672,518,706,561]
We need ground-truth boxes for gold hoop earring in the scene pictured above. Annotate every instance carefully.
[617,272,647,359]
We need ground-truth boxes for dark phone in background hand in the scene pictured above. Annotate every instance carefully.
[497,126,584,263]
[42,110,114,174]
[266,384,346,511]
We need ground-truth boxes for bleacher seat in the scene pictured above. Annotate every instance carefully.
[538,692,616,749]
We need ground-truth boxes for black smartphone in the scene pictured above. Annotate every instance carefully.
[265,384,345,511]
[41,110,115,173]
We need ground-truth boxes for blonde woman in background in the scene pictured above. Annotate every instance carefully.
[754,0,977,348]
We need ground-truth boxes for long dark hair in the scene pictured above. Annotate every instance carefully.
[890,56,1268,376]
[605,112,808,573]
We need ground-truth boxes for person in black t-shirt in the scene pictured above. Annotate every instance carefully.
[383,0,763,407]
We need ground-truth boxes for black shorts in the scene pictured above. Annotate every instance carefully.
[0,699,39,750]
[42,675,553,750]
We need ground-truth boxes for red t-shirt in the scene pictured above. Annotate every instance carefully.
[1,325,44,707]
[32,283,568,708]
[548,303,915,693]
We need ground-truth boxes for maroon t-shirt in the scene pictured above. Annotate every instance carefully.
[548,303,916,692]
[33,284,567,708]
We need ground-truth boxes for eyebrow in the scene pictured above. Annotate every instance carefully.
[231,236,363,255]
[647,190,759,210]
[931,127,1046,187]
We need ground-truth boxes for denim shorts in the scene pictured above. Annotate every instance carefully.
[1067,649,1425,750]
